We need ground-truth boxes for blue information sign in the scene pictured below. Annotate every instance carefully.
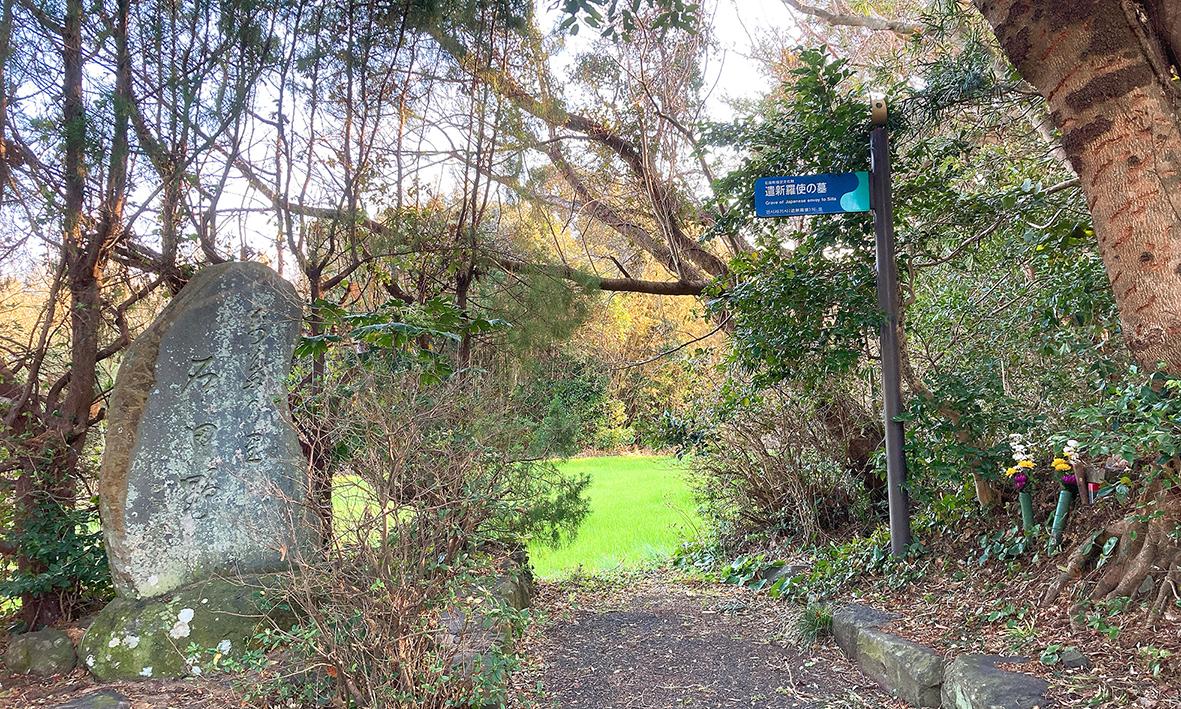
[754,172,870,217]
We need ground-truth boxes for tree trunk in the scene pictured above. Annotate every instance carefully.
[816,395,886,504]
[977,0,1181,611]
[975,0,1181,373]
[15,0,90,630]
[305,273,333,547]
[1145,0,1181,69]
[14,0,135,628]
[0,0,13,203]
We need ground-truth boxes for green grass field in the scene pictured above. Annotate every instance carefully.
[528,455,701,579]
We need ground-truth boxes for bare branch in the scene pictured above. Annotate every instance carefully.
[611,314,730,370]
[228,151,709,297]
[542,144,704,282]
[493,258,707,296]
[427,25,728,279]
[781,0,922,38]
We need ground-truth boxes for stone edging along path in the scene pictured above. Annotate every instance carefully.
[833,604,1052,709]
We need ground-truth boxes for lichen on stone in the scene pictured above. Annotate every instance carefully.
[78,574,294,681]
[98,262,313,601]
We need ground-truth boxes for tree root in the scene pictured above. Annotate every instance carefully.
[1150,551,1181,621]
[1042,487,1181,621]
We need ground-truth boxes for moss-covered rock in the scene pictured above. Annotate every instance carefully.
[437,565,534,680]
[941,654,1048,709]
[4,627,77,676]
[78,574,294,681]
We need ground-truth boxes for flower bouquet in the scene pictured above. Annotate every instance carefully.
[1005,458,1037,532]
[1048,441,1081,549]
[1005,434,1037,531]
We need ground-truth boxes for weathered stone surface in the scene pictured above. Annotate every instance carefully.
[4,628,77,676]
[942,654,1049,709]
[832,602,895,660]
[77,573,295,681]
[1060,646,1091,670]
[100,262,311,599]
[753,562,810,589]
[855,628,945,707]
[54,689,132,709]
[438,565,534,678]
[499,565,534,611]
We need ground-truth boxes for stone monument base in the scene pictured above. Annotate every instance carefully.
[79,574,295,681]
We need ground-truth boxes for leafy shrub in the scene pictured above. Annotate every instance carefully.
[717,554,784,590]
[770,526,926,603]
[585,396,633,451]
[592,424,636,452]
[976,525,1036,565]
[1064,368,1181,469]
[297,295,508,384]
[795,602,833,646]
[670,536,728,575]
[0,495,111,624]
[512,353,612,456]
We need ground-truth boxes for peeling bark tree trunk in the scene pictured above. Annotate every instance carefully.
[976,0,1181,613]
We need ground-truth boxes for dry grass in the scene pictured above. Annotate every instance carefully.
[274,373,555,707]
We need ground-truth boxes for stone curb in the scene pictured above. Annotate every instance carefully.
[832,603,1051,708]
[942,654,1050,709]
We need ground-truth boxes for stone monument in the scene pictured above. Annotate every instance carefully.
[80,262,311,680]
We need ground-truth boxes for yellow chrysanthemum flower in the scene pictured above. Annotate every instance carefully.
[1052,458,1072,471]
[1017,460,1035,469]
[1004,467,1018,478]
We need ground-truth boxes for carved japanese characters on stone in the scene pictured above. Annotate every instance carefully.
[100,262,312,599]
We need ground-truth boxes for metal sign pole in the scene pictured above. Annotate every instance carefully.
[869,99,912,556]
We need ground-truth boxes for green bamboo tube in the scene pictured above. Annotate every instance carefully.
[1048,489,1074,549]
[1019,491,1035,532]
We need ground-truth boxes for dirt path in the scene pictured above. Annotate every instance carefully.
[511,573,896,708]
[6,573,892,708]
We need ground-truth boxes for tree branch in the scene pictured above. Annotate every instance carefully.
[542,143,704,282]
[781,0,922,38]
[611,314,730,370]
[427,25,728,279]
[913,178,1079,269]
[493,258,707,296]
[228,151,709,297]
